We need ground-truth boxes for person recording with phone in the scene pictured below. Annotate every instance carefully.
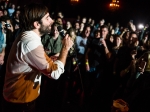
[2,3,73,112]
[0,16,14,74]
[0,22,6,68]
[0,16,14,47]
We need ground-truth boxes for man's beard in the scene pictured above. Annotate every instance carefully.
[39,23,51,35]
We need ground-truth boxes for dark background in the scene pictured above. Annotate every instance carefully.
[9,0,150,26]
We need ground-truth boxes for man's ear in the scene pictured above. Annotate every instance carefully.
[33,21,40,29]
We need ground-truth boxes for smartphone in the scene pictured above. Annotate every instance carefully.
[99,37,103,45]
[5,23,11,28]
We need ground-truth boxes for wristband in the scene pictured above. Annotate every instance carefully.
[85,62,89,65]
[73,61,76,65]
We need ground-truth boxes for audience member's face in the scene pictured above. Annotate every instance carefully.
[95,32,100,38]
[88,18,92,23]
[66,21,71,29]
[75,23,80,30]
[100,19,105,26]
[3,10,7,16]
[52,26,59,37]
[17,6,20,9]
[0,10,3,17]
[125,32,130,39]
[129,33,138,45]
[84,27,91,37]
[15,10,20,19]
[109,35,114,43]
[12,4,15,9]
[82,18,86,24]
[116,37,122,46]
[56,18,63,25]
[39,13,54,35]
[80,23,84,31]
[1,21,6,30]
[1,5,3,9]
[111,30,115,35]
[110,25,113,30]
[91,20,95,25]
[145,24,149,28]
[101,28,108,39]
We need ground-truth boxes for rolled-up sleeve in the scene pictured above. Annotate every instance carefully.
[23,41,64,80]
[50,60,64,79]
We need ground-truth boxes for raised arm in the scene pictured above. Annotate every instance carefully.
[24,34,73,80]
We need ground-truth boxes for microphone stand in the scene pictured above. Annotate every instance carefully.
[73,53,84,92]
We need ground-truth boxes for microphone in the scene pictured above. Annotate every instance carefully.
[57,26,66,38]
[99,37,103,45]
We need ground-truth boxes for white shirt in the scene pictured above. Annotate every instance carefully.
[3,31,64,103]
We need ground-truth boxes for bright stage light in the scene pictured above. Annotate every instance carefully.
[138,24,144,29]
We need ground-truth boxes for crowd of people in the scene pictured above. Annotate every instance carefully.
[1,0,150,112]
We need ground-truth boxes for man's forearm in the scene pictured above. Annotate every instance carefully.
[58,46,69,65]
[0,48,5,63]
[0,48,5,55]
[2,48,5,54]
[104,47,111,59]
